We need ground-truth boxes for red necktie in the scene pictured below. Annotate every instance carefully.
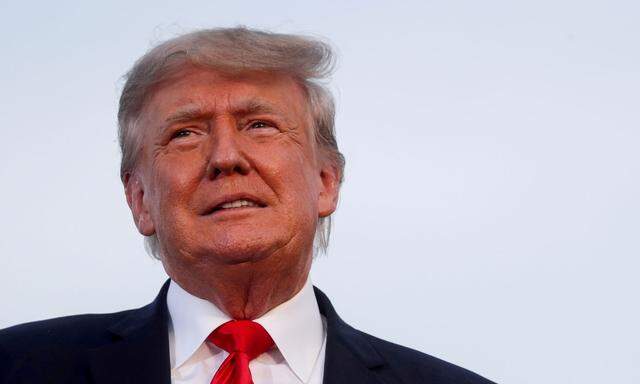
[208,320,275,384]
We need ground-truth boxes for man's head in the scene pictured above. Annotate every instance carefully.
[118,28,344,304]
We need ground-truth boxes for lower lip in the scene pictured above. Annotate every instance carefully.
[205,206,264,219]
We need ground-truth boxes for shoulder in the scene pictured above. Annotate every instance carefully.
[0,282,170,383]
[0,311,132,354]
[0,311,133,380]
[313,286,496,383]
[358,330,495,384]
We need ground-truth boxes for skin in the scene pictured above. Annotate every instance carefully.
[124,66,340,319]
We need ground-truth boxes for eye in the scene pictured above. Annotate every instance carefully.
[171,129,193,139]
[248,121,276,130]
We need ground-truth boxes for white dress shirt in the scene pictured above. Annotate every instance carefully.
[167,278,326,384]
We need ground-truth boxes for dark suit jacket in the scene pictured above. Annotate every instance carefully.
[0,280,495,383]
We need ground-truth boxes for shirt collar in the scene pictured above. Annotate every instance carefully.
[167,280,231,369]
[254,278,325,382]
[167,278,325,383]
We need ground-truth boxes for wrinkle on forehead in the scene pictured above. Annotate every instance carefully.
[139,68,311,128]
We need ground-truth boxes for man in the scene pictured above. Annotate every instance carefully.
[0,27,495,383]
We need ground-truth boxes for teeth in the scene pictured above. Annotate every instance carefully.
[220,199,258,209]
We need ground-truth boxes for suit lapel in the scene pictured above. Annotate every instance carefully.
[314,287,390,384]
[87,280,172,384]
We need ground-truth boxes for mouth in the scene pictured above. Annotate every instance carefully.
[203,196,267,216]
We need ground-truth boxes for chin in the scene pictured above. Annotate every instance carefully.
[194,231,289,265]
[204,245,273,265]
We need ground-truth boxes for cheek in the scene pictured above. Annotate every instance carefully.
[265,150,321,217]
[150,152,208,216]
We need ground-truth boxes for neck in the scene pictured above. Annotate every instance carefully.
[164,248,313,319]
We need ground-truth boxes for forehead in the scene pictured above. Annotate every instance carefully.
[139,66,311,124]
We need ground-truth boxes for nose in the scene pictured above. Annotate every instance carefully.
[206,119,251,180]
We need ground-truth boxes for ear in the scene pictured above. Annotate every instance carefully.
[318,162,341,218]
[123,171,156,236]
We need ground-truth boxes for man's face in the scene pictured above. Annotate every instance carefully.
[126,67,339,269]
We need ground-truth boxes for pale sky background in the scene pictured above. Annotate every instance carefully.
[1,1,639,383]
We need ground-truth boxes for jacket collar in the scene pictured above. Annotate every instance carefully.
[313,286,389,384]
[87,279,172,384]
[88,280,388,384]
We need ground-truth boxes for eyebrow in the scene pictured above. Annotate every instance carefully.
[164,106,213,124]
[235,99,280,116]
[164,98,284,124]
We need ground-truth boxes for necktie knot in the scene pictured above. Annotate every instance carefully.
[208,320,274,361]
